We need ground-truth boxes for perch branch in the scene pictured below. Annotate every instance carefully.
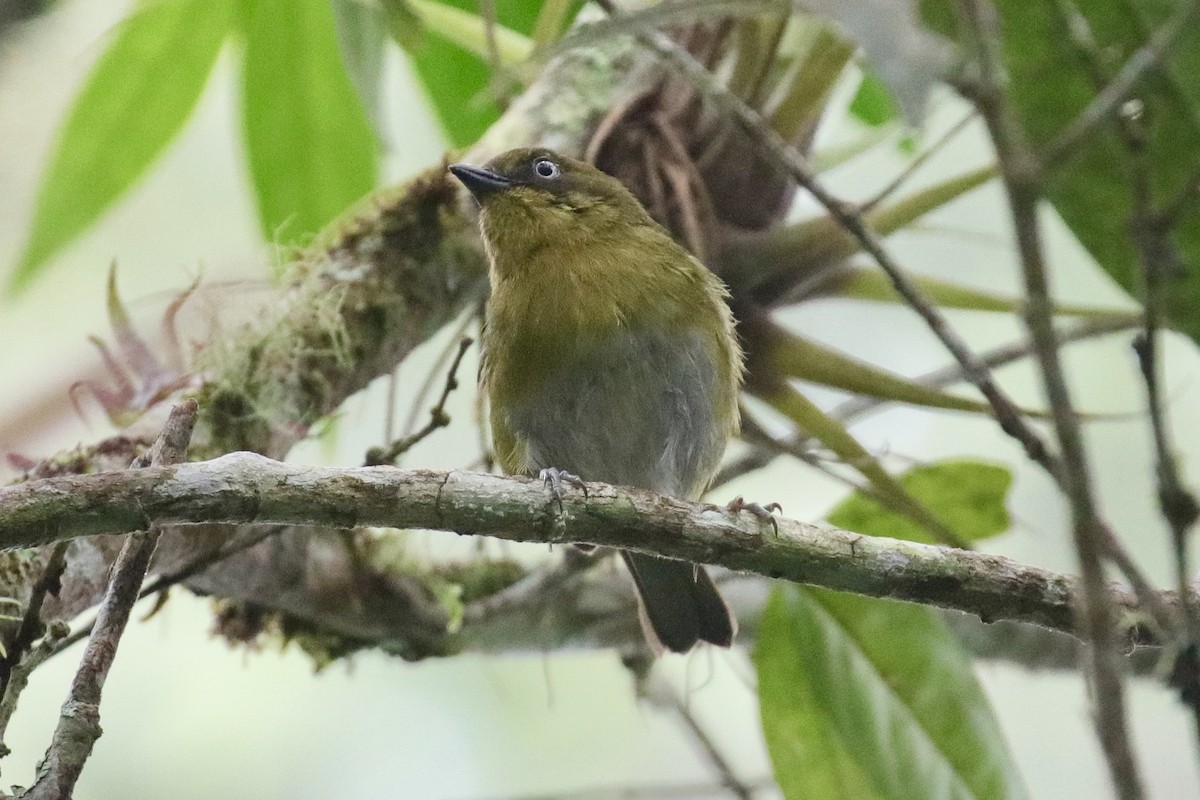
[0,452,1190,649]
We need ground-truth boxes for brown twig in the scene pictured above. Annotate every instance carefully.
[0,542,68,693]
[1042,0,1200,166]
[0,543,69,750]
[17,399,198,800]
[1125,73,1200,758]
[1,451,1194,648]
[669,694,757,800]
[858,109,978,214]
[365,337,474,466]
[955,2,1144,797]
[1052,0,1200,751]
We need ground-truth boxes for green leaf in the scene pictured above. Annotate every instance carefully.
[849,71,900,127]
[10,0,235,293]
[923,0,1200,346]
[409,0,533,64]
[828,460,1012,544]
[836,268,1140,320]
[767,327,1014,416]
[397,0,543,147]
[757,590,882,800]
[242,0,379,247]
[757,586,1028,800]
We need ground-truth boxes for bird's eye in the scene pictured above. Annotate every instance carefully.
[533,158,560,179]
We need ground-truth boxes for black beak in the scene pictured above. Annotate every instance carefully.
[449,163,511,202]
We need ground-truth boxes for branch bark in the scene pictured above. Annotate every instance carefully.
[0,452,1187,649]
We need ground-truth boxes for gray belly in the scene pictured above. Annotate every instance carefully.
[504,327,726,498]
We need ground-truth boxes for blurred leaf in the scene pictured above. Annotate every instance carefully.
[10,0,234,293]
[530,0,575,48]
[397,0,542,147]
[767,327,1008,415]
[810,124,898,171]
[836,268,1140,320]
[409,0,533,64]
[242,0,379,246]
[800,0,953,123]
[923,0,1200,346]
[730,165,995,303]
[828,460,1012,544]
[757,589,882,800]
[766,16,855,141]
[332,0,389,133]
[757,586,1028,800]
[849,71,900,127]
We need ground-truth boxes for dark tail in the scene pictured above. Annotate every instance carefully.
[622,552,735,653]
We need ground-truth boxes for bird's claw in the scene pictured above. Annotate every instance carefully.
[726,495,782,535]
[540,467,587,513]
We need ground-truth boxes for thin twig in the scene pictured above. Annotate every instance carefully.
[479,0,502,72]
[1051,0,1200,743]
[1038,0,1183,639]
[858,109,978,214]
[1125,75,1200,756]
[0,623,69,758]
[1042,0,1200,166]
[669,694,756,800]
[0,542,69,694]
[463,547,596,624]
[365,337,474,466]
[955,2,1144,797]
[0,542,69,749]
[19,399,198,800]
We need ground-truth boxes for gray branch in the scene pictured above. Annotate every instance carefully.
[0,452,1186,649]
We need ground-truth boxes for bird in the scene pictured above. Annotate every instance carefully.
[450,147,742,653]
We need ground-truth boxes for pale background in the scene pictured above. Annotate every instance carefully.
[1,1,1198,798]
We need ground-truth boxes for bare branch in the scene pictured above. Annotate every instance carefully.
[366,337,475,466]
[955,2,1152,796]
[0,452,1189,649]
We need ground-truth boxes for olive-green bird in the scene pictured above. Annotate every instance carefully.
[450,148,741,653]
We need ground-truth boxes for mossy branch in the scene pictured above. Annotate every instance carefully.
[0,451,1184,649]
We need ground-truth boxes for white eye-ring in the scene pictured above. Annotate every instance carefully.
[533,158,560,179]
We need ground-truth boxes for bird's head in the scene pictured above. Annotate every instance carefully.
[450,148,652,274]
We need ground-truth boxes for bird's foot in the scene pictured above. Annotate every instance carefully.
[726,496,782,535]
[539,467,587,514]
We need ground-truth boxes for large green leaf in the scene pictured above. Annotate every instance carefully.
[827,460,1012,545]
[757,586,1028,800]
[242,0,379,246]
[923,0,1200,346]
[10,0,235,293]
